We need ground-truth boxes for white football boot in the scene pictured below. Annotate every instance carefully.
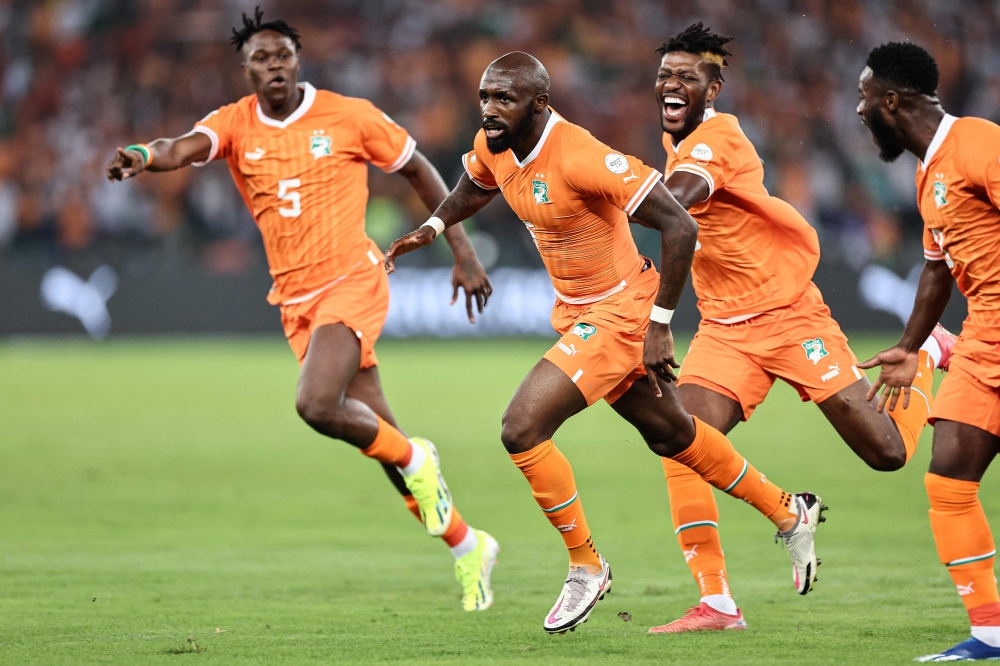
[543,556,612,634]
[776,492,828,595]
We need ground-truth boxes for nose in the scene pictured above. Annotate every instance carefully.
[856,100,864,115]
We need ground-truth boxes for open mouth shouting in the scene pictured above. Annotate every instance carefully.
[483,123,506,139]
[662,94,689,122]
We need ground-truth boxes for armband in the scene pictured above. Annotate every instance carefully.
[420,216,446,237]
[125,144,153,167]
[650,306,674,324]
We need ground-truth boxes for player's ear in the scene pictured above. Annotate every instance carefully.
[533,93,549,113]
[884,89,899,113]
[706,79,723,104]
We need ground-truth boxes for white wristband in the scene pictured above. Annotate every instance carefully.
[420,216,446,237]
[650,306,674,324]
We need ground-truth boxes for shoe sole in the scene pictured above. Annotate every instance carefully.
[544,569,613,635]
[795,498,828,596]
[472,534,500,611]
[649,618,748,634]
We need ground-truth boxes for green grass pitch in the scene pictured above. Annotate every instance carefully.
[0,336,995,664]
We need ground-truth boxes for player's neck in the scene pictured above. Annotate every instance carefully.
[903,104,946,162]
[258,84,305,123]
[511,108,552,162]
[669,104,710,147]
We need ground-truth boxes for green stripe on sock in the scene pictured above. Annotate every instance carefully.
[675,520,719,535]
[946,550,997,567]
[723,459,748,493]
[542,492,578,513]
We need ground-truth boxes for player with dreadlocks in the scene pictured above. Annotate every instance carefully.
[859,42,1000,662]
[644,23,954,633]
[105,7,501,612]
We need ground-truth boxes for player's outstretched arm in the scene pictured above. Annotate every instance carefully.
[105,132,213,181]
[631,182,699,396]
[384,172,498,273]
[858,258,953,412]
[395,150,493,322]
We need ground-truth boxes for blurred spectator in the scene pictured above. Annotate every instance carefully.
[2,0,997,274]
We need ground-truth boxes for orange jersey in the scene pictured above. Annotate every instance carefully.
[918,115,1000,342]
[463,111,661,304]
[663,110,820,320]
[193,83,416,305]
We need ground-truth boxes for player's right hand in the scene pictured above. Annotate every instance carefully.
[858,346,918,413]
[384,226,436,274]
[106,147,146,181]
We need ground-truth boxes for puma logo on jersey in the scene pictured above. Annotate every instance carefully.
[556,519,577,532]
[557,342,579,356]
[957,582,975,596]
[683,545,698,562]
[622,170,639,183]
[245,147,265,160]
[821,363,841,382]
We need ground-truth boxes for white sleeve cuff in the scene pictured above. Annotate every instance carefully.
[383,136,417,173]
[624,170,663,215]
[191,126,219,167]
[671,164,715,200]
[461,153,500,190]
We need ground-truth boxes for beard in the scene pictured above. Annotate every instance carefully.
[484,110,535,154]
[867,110,905,163]
[660,95,707,139]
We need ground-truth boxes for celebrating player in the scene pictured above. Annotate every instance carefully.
[645,24,953,634]
[858,42,1000,662]
[104,9,500,612]
[385,51,824,635]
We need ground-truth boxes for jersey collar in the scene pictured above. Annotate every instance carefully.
[669,108,717,153]
[256,82,317,129]
[513,109,562,169]
[919,113,957,170]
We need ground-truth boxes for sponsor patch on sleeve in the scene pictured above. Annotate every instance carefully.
[690,143,713,161]
[605,153,629,174]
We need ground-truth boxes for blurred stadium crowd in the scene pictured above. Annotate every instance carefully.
[2,0,998,276]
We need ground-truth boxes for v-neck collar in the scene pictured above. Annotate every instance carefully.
[512,110,562,168]
[919,113,957,171]
[256,82,316,129]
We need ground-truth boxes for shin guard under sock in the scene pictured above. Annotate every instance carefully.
[510,440,599,566]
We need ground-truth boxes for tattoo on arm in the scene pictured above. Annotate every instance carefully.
[632,183,698,309]
[433,173,498,230]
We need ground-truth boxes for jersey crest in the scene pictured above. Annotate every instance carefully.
[310,132,332,160]
[802,338,829,365]
[571,322,597,340]
[933,180,948,208]
[532,179,551,205]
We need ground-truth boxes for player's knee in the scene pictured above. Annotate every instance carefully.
[295,391,348,437]
[867,444,906,472]
[643,419,697,458]
[499,412,542,455]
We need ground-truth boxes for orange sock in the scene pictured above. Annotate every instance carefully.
[360,416,412,467]
[925,473,1000,627]
[671,417,795,528]
[402,495,470,548]
[510,440,600,568]
[663,458,730,598]
[887,350,935,463]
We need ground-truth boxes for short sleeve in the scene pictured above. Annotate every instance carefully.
[669,121,738,199]
[192,104,239,166]
[562,131,662,215]
[960,119,1000,210]
[356,100,416,173]
[461,131,499,190]
[923,224,945,262]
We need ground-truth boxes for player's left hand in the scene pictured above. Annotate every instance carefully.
[858,346,918,413]
[643,321,680,397]
[385,227,436,274]
[451,255,493,324]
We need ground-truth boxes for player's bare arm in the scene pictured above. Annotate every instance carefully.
[630,182,699,395]
[859,258,953,411]
[395,151,493,321]
[105,132,212,181]
[384,173,498,273]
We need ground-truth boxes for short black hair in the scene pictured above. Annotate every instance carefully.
[656,22,733,81]
[230,6,302,54]
[866,42,938,96]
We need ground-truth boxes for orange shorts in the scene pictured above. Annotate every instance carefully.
[677,283,862,420]
[543,262,658,406]
[930,336,1000,437]
[279,247,390,368]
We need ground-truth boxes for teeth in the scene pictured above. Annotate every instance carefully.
[663,96,686,105]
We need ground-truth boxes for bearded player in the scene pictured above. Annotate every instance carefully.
[859,42,1000,662]
[385,52,825,635]
[646,24,954,634]
[104,9,499,612]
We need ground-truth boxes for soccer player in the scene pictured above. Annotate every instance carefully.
[646,24,953,634]
[104,9,500,612]
[385,51,824,635]
[859,42,1000,662]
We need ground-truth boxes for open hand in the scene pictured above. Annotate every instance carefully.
[106,147,147,181]
[384,227,436,274]
[643,321,680,397]
[450,255,492,324]
[857,346,919,412]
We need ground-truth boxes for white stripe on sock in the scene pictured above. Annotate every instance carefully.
[450,528,478,559]
[972,625,1000,648]
[399,440,425,477]
[701,594,738,616]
